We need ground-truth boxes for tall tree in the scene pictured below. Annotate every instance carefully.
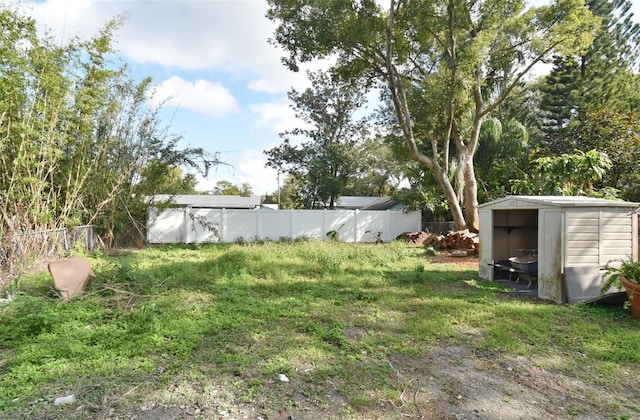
[264,70,370,208]
[475,117,531,201]
[536,0,640,153]
[344,136,406,197]
[536,56,581,153]
[136,161,198,196]
[264,174,304,209]
[267,0,598,230]
[213,180,253,196]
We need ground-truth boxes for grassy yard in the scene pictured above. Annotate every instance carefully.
[0,241,639,419]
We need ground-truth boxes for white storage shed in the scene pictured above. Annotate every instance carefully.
[478,196,638,303]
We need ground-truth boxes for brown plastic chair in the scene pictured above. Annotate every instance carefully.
[47,258,95,301]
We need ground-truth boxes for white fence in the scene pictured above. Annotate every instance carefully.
[147,208,421,244]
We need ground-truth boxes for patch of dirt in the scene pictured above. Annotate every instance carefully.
[91,339,639,420]
[429,253,480,270]
[380,344,640,419]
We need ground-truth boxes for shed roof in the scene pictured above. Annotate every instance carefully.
[335,196,381,209]
[151,194,261,208]
[336,196,403,210]
[479,195,639,210]
[361,197,404,211]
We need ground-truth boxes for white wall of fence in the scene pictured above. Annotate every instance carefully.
[147,208,421,244]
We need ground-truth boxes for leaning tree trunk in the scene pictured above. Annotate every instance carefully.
[461,152,480,232]
[432,162,468,230]
[385,1,469,232]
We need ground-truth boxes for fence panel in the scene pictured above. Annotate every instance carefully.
[259,211,293,240]
[356,211,386,242]
[223,210,257,242]
[291,210,324,240]
[190,209,222,243]
[67,225,103,252]
[147,207,421,244]
[324,210,355,242]
[148,208,185,243]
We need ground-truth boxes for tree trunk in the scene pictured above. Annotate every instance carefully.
[433,164,467,230]
[461,153,479,232]
[385,1,468,232]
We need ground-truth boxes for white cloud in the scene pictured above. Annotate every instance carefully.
[247,78,288,95]
[25,0,341,97]
[237,157,279,195]
[249,100,299,134]
[152,76,239,118]
[23,0,108,42]
[115,1,271,72]
[24,0,293,91]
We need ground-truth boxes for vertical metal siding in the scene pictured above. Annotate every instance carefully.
[538,209,563,302]
[478,208,493,280]
[564,209,634,303]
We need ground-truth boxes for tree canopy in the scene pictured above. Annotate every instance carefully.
[265,70,371,208]
[267,0,599,230]
[213,181,254,197]
[535,0,640,154]
[511,149,614,196]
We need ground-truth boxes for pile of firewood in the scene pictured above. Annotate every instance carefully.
[424,229,479,254]
[396,229,479,254]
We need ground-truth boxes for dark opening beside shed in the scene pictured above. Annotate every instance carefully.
[478,196,639,303]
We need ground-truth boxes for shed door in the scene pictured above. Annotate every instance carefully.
[564,209,634,303]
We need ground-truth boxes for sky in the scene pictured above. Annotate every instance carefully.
[16,0,640,196]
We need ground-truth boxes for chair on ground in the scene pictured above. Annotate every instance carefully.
[47,258,95,301]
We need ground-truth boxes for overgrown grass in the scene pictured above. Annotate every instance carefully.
[0,241,638,418]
